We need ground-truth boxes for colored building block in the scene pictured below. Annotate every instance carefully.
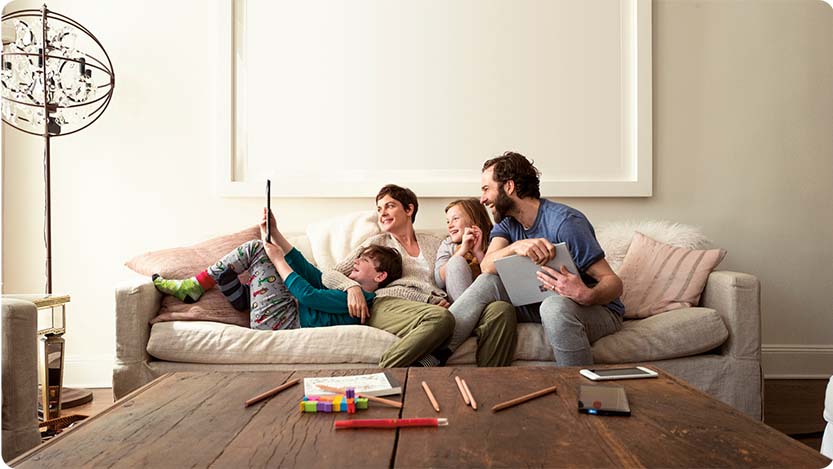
[323,402,332,413]
[304,401,317,413]
[356,398,368,409]
[340,401,347,412]
[345,388,355,398]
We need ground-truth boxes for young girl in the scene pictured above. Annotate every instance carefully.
[433,198,493,302]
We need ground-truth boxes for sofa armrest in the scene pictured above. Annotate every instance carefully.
[1,298,41,461]
[113,277,162,399]
[700,270,761,361]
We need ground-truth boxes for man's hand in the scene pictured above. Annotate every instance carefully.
[513,238,556,265]
[536,265,590,305]
[347,286,370,324]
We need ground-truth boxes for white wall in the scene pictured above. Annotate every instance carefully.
[2,0,832,386]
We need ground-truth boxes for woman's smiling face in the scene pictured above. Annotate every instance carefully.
[376,195,413,232]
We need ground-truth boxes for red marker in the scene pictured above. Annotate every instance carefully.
[334,418,448,429]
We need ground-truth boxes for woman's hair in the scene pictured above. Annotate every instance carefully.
[360,245,403,288]
[376,184,419,223]
[445,198,493,252]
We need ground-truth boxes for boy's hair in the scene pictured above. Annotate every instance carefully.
[445,198,493,253]
[360,245,403,288]
[481,151,542,200]
[376,184,419,223]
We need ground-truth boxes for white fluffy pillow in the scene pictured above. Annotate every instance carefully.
[306,210,381,269]
[595,220,711,272]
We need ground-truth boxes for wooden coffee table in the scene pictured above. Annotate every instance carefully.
[12,367,830,468]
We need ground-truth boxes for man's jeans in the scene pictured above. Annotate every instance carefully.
[449,274,622,366]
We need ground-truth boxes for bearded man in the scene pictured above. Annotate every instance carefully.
[447,152,624,366]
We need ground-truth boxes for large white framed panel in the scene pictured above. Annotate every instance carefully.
[217,0,652,198]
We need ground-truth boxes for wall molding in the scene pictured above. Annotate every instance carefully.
[217,0,653,198]
[762,344,833,379]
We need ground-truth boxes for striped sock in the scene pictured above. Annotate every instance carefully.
[412,354,440,367]
[216,269,250,311]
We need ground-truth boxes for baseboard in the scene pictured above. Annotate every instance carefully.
[762,345,833,379]
[62,354,114,388]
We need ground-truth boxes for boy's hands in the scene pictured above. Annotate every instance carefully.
[260,207,279,241]
[347,286,370,324]
[262,239,286,264]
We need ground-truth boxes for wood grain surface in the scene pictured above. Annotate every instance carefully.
[13,369,405,469]
[12,366,831,468]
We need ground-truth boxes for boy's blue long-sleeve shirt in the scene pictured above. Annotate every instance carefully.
[283,248,374,328]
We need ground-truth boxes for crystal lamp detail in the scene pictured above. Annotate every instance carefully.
[1,5,115,136]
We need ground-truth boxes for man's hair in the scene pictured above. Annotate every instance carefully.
[376,184,419,223]
[445,198,493,252]
[481,151,541,199]
[360,245,403,288]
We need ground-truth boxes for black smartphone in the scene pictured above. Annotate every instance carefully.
[577,384,631,416]
[265,179,271,244]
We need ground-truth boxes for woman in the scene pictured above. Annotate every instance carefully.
[322,184,455,367]
[434,198,493,302]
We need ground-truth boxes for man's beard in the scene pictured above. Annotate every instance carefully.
[492,186,516,224]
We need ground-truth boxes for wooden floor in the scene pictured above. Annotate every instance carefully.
[57,379,829,453]
[764,379,828,452]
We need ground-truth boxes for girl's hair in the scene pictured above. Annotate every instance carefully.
[445,198,493,252]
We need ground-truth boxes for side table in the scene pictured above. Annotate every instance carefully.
[1,294,93,419]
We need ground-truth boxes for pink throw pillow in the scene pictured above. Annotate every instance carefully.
[619,232,726,319]
[125,226,260,326]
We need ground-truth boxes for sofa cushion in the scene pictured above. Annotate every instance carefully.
[125,226,260,326]
[593,307,728,363]
[306,210,381,269]
[619,232,727,318]
[448,308,726,364]
[596,220,710,272]
[147,322,397,364]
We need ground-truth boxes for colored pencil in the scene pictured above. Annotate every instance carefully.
[491,385,559,412]
[244,377,300,407]
[316,384,403,408]
[421,381,440,412]
[460,378,477,410]
[454,376,470,405]
[334,418,448,429]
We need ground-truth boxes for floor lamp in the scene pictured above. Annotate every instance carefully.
[1,4,115,420]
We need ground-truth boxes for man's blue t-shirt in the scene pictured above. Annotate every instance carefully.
[490,199,625,315]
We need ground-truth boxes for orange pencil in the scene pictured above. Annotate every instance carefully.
[491,385,558,412]
[421,381,440,412]
[244,377,300,407]
[461,378,477,410]
[454,376,470,405]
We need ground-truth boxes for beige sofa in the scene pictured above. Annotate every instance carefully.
[2,298,42,462]
[113,219,763,419]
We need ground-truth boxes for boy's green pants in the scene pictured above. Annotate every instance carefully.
[368,297,517,367]
[368,297,454,368]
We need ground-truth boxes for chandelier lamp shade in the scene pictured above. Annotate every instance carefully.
[1,4,115,293]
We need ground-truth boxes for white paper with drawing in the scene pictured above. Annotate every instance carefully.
[303,372,401,397]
